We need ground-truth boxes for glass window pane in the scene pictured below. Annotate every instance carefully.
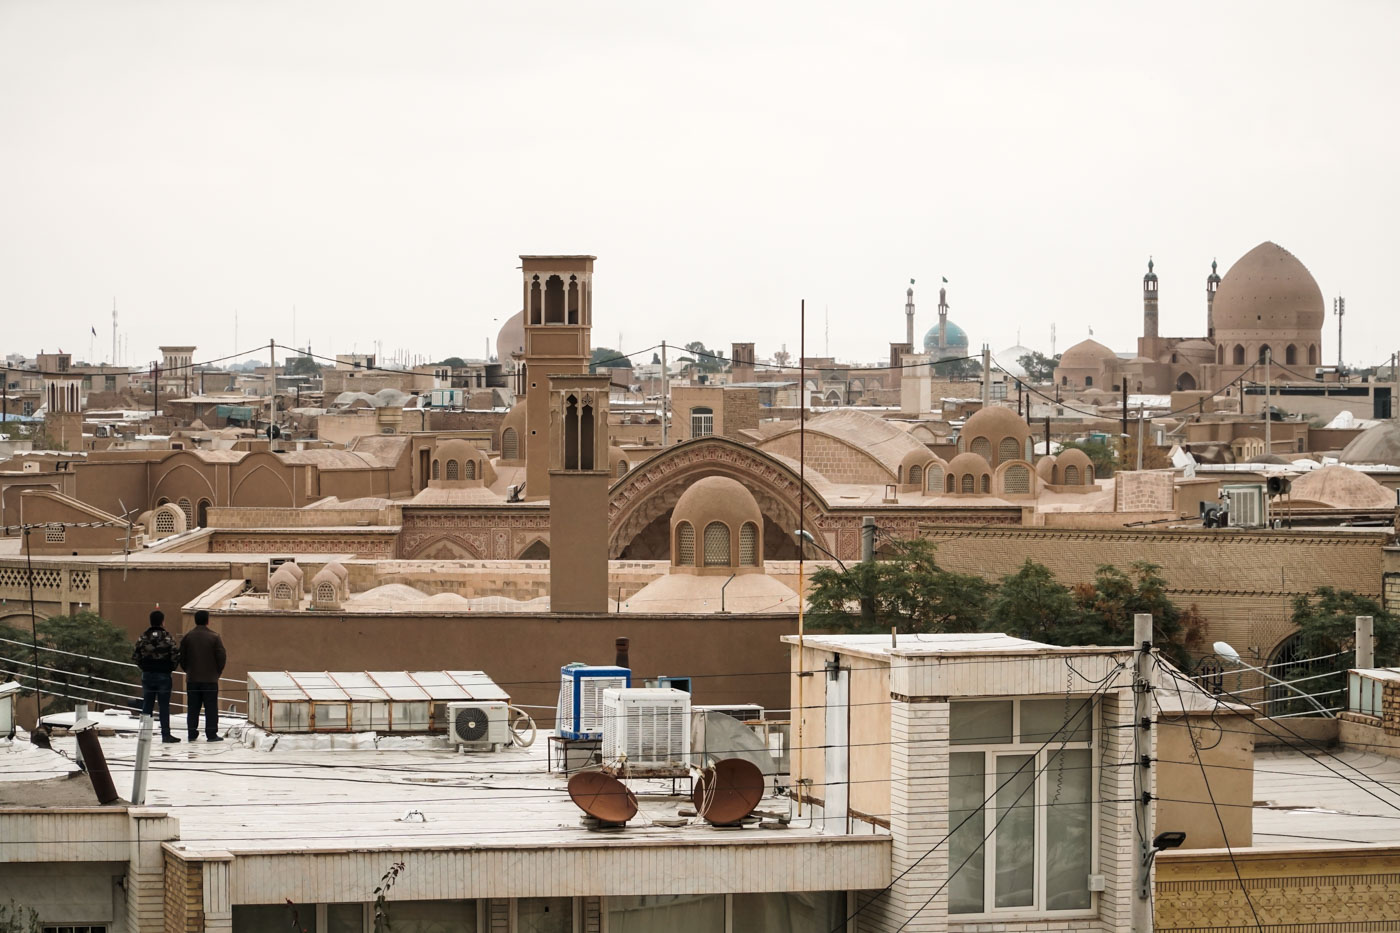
[232,905,319,933]
[326,904,364,933]
[733,892,843,933]
[995,754,1036,909]
[517,897,572,933]
[948,751,987,914]
[607,894,724,933]
[1045,749,1094,910]
[950,701,1013,745]
[1020,698,1092,745]
[379,901,476,933]
[316,703,348,730]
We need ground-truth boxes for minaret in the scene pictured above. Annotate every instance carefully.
[937,286,950,351]
[1206,259,1221,340]
[905,284,915,347]
[1143,258,1159,340]
[521,255,595,501]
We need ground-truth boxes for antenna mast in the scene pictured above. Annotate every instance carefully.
[111,298,118,364]
[1334,296,1345,367]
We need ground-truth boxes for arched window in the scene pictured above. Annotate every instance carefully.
[1003,464,1030,495]
[154,510,175,535]
[998,437,1020,464]
[580,403,595,470]
[1085,376,1093,387]
[564,395,579,470]
[545,275,565,323]
[897,466,903,483]
[1064,465,1080,485]
[178,498,193,527]
[980,474,991,494]
[616,459,629,478]
[1259,345,1272,364]
[946,473,956,493]
[691,407,714,438]
[502,428,518,460]
[703,521,730,566]
[676,522,695,565]
[908,464,923,486]
[971,437,992,460]
[1309,345,1318,365]
[463,460,476,480]
[1217,344,1225,365]
[432,459,440,480]
[739,522,758,566]
[1061,376,1068,386]
[1233,345,1245,365]
[197,500,210,527]
[272,583,292,600]
[315,582,336,603]
[1086,464,1095,483]
[956,435,965,454]
[1285,344,1297,365]
[961,474,974,494]
[926,465,944,493]
[445,460,460,480]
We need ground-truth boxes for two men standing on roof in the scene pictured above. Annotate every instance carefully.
[132,608,227,743]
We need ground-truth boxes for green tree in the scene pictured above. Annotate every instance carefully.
[990,559,1080,644]
[589,347,634,373]
[1068,562,1197,667]
[0,900,41,933]
[805,538,992,635]
[285,355,321,377]
[1017,351,1061,383]
[682,342,725,373]
[931,356,981,380]
[435,357,468,368]
[0,611,136,714]
[1059,439,1117,478]
[1281,587,1399,714]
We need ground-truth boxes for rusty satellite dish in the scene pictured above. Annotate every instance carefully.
[692,757,764,826]
[568,770,638,825]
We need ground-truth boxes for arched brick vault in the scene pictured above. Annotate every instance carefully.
[608,438,831,560]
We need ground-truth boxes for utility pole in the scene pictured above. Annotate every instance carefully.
[1132,611,1156,933]
[111,299,117,366]
[981,344,991,407]
[1334,297,1345,367]
[1264,348,1272,457]
[1137,404,1145,471]
[1121,381,1129,461]
[660,340,668,447]
[152,362,160,418]
[269,339,277,441]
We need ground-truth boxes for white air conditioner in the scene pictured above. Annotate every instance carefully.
[602,687,691,769]
[446,701,510,750]
[694,703,764,723]
[1222,483,1267,529]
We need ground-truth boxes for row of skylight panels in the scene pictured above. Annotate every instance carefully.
[247,671,508,703]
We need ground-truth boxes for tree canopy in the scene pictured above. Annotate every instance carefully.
[931,356,981,380]
[682,342,725,373]
[1059,439,1117,477]
[807,547,1199,665]
[589,347,634,372]
[285,354,322,377]
[435,357,468,369]
[1016,351,1061,383]
[0,611,136,714]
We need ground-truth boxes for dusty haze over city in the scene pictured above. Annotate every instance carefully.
[2,1,1396,369]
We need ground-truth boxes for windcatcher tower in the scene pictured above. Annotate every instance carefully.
[1143,258,1159,340]
[1206,259,1221,340]
[547,373,610,612]
[521,256,595,501]
[44,379,83,450]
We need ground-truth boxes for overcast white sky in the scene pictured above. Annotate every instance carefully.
[2,1,1397,371]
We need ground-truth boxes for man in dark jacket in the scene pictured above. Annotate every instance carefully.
[132,610,180,743]
[179,609,227,741]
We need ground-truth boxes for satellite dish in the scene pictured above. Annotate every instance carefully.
[567,770,637,825]
[692,758,764,826]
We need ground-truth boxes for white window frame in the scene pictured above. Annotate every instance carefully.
[690,407,714,438]
[600,891,851,932]
[947,697,1099,921]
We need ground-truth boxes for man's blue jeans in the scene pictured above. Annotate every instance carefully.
[141,671,174,737]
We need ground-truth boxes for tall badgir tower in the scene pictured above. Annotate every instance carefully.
[518,255,609,612]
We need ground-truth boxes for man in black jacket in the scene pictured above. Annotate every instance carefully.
[132,610,181,743]
[179,610,227,741]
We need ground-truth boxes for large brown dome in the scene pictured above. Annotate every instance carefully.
[1212,242,1324,334]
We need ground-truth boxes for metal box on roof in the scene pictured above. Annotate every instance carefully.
[556,664,630,740]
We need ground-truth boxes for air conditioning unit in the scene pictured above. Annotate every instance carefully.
[556,665,630,740]
[268,556,296,577]
[1222,483,1267,529]
[446,701,510,750]
[694,703,764,722]
[602,687,691,769]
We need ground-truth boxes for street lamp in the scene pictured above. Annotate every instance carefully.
[1212,641,1333,717]
[793,528,847,571]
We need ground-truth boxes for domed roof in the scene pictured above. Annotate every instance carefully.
[1059,339,1117,368]
[923,319,970,353]
[1339,422,1400,467]
[436,438,484,462]
[1212,242,1325,334]
[998,346,1033,377]
[947,452,991,475]
[672,476,763,532]
[962,405,1033,444]
[496,310,525,362]
[1056,447,1094,473]
[1289,465,1395,509]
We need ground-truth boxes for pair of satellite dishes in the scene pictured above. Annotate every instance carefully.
[567,758,763,827]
